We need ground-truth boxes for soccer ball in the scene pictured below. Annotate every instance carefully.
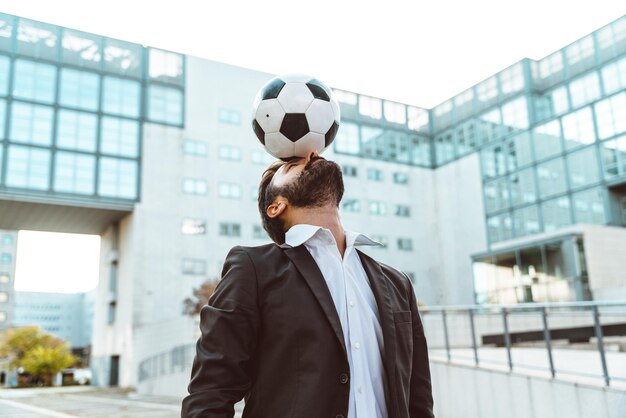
[252,74,341,160]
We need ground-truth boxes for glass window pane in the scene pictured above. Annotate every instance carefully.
[16,19,58,60]
[562,107,596,149]
[384,101,406,124]
[568,71,600,108]
[6,145,50,190]
[509,167,537,206]
[10,102,53,146]
[13,59,56,103]
[567,146,600,189]
[407,107,429,133]
[386,131,411,163]
[487,213,513,243]
[59,68,100,111]
[483,177,509,213]
[149,49,183,84]
[601,57,626,95]
[480,144,507,179]
[477,107,503,144]
[102,76,140,117]
[148,85,183,125]
[411,135,431,166]
[510,132,533,167]
[601,135,626,178]
[61,29,102,69]
[359,96,382,119]
[104,38,143,77]
[476,77,498,107]
[537,158,567,198]
[533,120,562,161]
[100,116,139,157]
[542,196,572,232]
[501,96,529,132]
[56,109,97,152]
[54,151,95,194]
[513,205,541,237]
[98,157,137,199]
[594,92,626,140]
[0,98,5,139]
[499,63,524,95]
[0,55,9,96]
[0,14,14,51]
[573,188,606,224]
[334,121,360,154]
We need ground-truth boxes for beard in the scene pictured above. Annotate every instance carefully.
[275,156,344,208]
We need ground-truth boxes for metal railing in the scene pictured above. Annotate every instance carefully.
[421,301,626,387]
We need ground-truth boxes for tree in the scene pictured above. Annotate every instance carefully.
[0,326,77,386]
[182,278,219,316]
[21,344,76,386]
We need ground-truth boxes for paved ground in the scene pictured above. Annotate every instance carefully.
[0,387,244,418]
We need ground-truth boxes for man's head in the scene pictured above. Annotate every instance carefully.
[257,152,344,244]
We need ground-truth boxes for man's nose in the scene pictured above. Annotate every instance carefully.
[306,150,319,161]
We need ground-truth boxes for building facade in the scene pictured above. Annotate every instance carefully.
[0,12,623,394]
[12,290,94,348]
[0,230,17,330]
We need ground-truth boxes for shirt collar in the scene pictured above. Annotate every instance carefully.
[282,224,383,248]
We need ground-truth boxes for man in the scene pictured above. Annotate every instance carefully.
[182,151,434,418]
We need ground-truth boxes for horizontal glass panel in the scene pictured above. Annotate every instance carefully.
[56,109,97,152]
[59,68,100,111]
[6,145,50,190]
[147,85,182,125]
[10,101,53,146]
[54,151,95,195]
[13,59,56,103]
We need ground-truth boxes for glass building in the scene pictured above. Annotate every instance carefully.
[0,13,184,202]
[331,17,626,304]
[0,11,624,393]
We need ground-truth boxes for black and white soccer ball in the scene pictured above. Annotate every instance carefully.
[252,74,341,160]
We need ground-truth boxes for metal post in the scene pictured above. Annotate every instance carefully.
[592,305,610,386]
[468,309,479,366]
[442,310,451,361]
[541,306,555,378]
[502,308,513,371]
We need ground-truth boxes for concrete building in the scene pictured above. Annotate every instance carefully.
[0,11,623,393]
[13,290,94,348]
[0,230,17,330]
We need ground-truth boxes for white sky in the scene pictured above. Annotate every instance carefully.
[3,0,624,292]
[14,231,100,293]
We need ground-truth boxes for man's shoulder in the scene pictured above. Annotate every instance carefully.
[357,249,413,290]
[229,242,285,261]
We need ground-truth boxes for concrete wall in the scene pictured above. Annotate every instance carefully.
[430,360,626,418]
[583,224,626,300]
[432,153,488,305]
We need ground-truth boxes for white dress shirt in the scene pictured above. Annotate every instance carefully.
[284,224,388,418]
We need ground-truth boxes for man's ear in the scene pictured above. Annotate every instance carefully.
[267,198,288,219]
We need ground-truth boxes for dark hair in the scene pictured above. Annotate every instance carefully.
[258,161,287,244]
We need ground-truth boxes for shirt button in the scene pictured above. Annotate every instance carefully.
[354,342,360,350]
[339,373,349,384]
[349,300,355,307]
[358,386,363,394]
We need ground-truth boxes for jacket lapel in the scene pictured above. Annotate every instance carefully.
[356,249,399,418]
[283,245,347,357]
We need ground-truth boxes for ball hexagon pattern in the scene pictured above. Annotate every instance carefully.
[251,74,341,160]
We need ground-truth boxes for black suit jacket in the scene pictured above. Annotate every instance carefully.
[182,243,434,418]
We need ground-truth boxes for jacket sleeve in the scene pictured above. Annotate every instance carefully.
[181,246,260,418]
[406,277,435,418]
